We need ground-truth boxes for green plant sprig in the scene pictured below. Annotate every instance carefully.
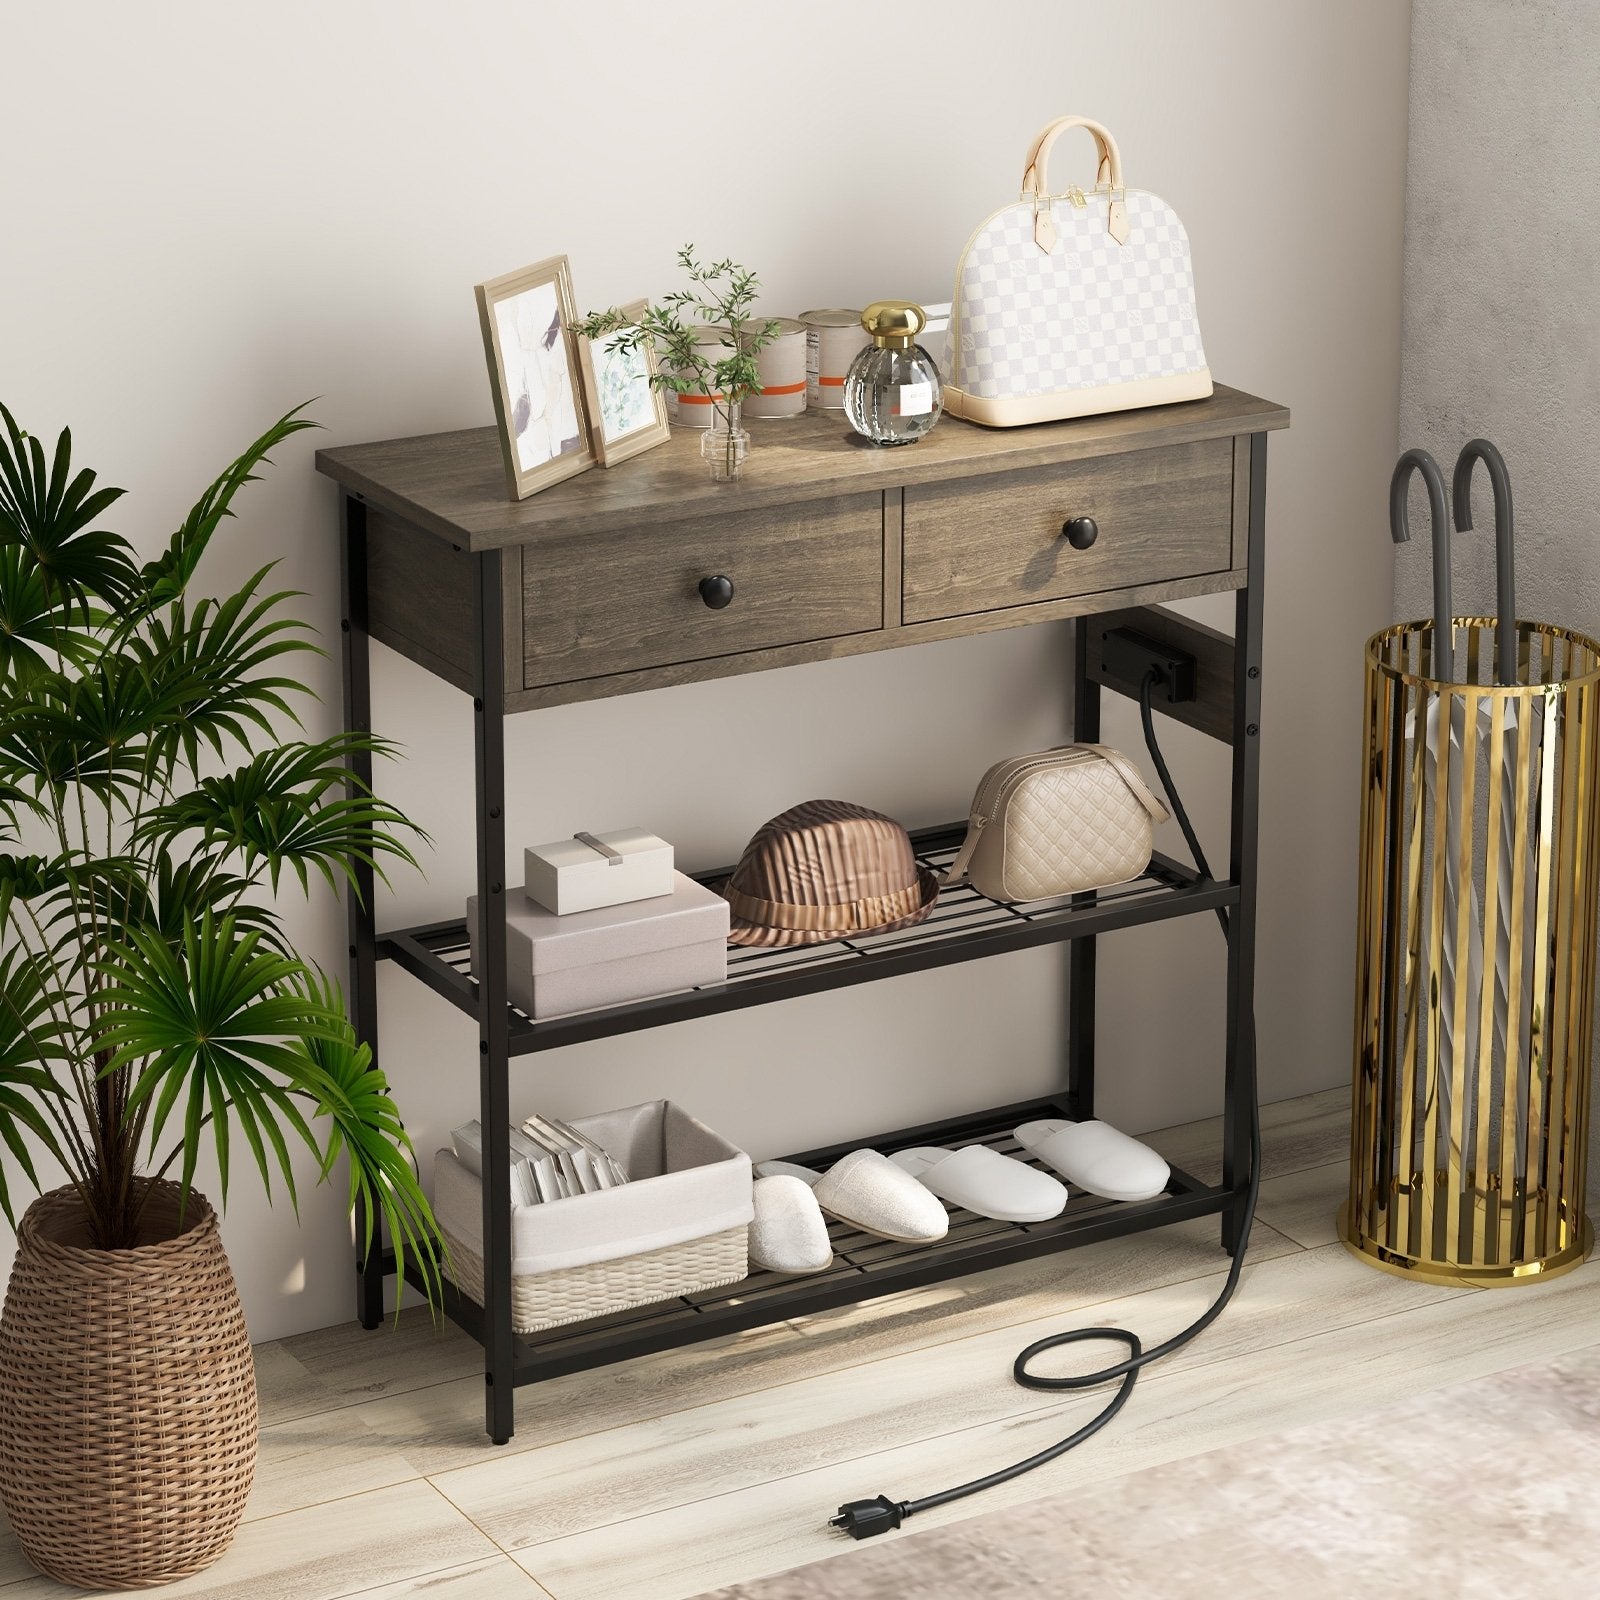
[576,245,780,440]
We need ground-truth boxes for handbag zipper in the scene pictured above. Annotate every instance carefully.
[1023,185,1152,205]
[969,747,1097,826]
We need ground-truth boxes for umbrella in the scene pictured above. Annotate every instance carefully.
[1390,449,1480,1152]
[1454,439,1516,685]
[1454,439,1538,1176]
[1390,448,1454,676]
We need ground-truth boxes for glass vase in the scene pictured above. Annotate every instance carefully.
[701,401,749,483]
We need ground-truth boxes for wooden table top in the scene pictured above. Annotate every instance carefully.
[315,384,1289,551]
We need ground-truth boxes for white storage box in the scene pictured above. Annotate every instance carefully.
[467,871,729,1019]
[524,828,673,916]
[433,1100,752,1331]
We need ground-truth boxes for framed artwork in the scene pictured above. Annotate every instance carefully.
[576,298,671,468]
[475,255,594,500]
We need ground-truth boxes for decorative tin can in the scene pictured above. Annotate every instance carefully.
[743,317,808,419]
[800,308,869,410]
[666,324,734,428]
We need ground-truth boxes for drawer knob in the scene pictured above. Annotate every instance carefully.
[698,574,735,609]
[1061,516,1099,550]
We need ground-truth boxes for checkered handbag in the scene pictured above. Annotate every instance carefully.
[944,116,1212,428]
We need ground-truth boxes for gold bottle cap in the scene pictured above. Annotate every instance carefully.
[860,300,926,350]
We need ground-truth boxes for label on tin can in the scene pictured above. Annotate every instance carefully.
[802,311,863,409]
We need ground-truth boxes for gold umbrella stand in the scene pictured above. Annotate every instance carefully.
[1343,617,1600,1286]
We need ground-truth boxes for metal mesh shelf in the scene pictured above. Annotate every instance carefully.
[399,1094,1226,1384]
[378,824,1239,1054]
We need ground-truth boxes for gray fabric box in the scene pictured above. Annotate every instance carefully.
[467,871,729,1019]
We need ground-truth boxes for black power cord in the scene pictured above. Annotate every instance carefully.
[832,667,1262,1539]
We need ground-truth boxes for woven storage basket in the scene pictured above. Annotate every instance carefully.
[433,1099,752,1333]
[442,1222,748,1332]
[0,1181,257,1590]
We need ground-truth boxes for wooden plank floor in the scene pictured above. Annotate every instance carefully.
[4,1086,1598,1599]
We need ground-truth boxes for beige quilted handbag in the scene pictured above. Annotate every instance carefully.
[943,744,1168,902]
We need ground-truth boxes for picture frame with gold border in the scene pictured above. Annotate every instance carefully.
[576,298,671,468]
[474,254,595,501]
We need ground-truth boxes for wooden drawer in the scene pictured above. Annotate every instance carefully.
[522,492,884,688]
[901,439,1234,624]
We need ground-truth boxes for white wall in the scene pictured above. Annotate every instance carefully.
[1399,0,1600,1189]
[1398,0,1600,636]
[0,0,1408,1341]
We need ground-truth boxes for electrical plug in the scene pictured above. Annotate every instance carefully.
[830,1495,909,1539]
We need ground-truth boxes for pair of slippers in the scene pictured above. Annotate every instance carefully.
[748,1120,1169,1276]
[884,1121,1166,1216]
[748,1151,936,1277]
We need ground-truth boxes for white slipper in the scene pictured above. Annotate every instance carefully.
[889,1145,1068,1222]
[748,1175,833,1275]
[755,1150,948,1243]
[753,1159,823,1186]
[1014,1119,1170,1202]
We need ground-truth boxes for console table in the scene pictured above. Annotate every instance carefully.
[316,383,1289,1444]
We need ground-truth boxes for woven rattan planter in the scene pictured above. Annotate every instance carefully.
[0,1181,258,1590]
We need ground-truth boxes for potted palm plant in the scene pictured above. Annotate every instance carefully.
[0,404,439,1589]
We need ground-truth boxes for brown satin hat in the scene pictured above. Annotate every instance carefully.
[717,799,940,948]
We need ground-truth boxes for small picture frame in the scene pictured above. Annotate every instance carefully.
[475,255,595,500]
[576,298,671,468]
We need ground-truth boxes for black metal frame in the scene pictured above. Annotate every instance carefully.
[336,431,1269,1445]
[1224,434,1267,1250]
[339,497,385,1333]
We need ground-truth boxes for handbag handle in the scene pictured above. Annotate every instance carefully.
[1020,117,1130,247]
[1021,115,1123,195]
[1076,744,1169,823]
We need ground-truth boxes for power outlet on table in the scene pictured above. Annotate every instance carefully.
[1098,626,1198,703]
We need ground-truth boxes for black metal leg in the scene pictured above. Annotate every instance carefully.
[1223,434,1268,1253]
[340,495,386,1330]
[1069,621,1101,1120]
[472,550,515,1446]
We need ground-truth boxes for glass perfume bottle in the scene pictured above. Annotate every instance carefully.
[843,301,943,446]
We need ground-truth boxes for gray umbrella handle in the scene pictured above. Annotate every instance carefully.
[1391,448,1453,681]
[1453,439,1516,685]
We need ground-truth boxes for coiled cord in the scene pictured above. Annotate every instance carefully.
[832,668,1260,1537]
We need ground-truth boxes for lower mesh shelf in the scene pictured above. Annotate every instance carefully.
[406,1095,1228,1381]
